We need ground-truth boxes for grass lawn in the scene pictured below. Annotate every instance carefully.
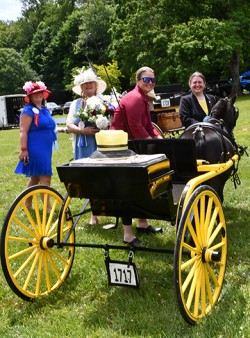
[0,96,249,337]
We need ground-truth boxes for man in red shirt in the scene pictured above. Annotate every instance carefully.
[110,66,162,245]
[111,66,161,139]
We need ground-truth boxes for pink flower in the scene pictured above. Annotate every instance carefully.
[36,81,47,91]
[23,81,47,93]
[23,81,35,93]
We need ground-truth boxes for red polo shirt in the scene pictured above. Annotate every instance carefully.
[110,85,159,139]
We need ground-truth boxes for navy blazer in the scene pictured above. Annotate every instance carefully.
[179,92,217,128]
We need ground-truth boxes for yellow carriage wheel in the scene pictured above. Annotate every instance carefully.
[0,185,75,301]
[174,185,227,324]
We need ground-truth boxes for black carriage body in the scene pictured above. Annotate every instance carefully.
[57,153,175,221]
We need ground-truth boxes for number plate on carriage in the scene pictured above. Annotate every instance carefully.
[161,98,170,107]
[106,261,139,288]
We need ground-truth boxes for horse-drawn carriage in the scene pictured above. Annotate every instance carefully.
[0,97,246,325]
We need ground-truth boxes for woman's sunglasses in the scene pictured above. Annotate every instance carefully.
[140,77,157,84]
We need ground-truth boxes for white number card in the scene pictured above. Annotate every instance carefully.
[106,261,139,288]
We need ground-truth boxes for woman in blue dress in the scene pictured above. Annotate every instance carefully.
[66,67,107,158]
[66,68,108,224]
[15,81,56,209]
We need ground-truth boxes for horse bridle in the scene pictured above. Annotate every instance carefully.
[210,97,239,133]
[185,122,242,188]
[189,123,229,162]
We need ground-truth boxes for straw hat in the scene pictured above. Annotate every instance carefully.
[23,81,51,103]
[95,130,128,151]
[72,67,107,96]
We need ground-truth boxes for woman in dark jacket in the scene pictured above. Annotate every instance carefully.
[179,72,217,128]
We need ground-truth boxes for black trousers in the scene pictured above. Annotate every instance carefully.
[122,217,132,225]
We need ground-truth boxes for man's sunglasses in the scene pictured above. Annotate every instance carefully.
[140,77,157,84]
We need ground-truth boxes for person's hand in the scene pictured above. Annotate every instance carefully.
[19,150,29,164]
[203,116,211,122]
[82,126,99,135]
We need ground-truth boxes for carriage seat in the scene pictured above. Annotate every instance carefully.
[128,139,198,204]
[128,138,198,184]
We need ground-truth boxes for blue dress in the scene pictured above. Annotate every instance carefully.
[15,104,56,177]
[73,98,97,160]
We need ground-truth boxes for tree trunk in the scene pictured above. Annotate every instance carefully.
[229,51,242,96]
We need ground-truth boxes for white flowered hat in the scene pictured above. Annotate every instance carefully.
[72,67,107,96]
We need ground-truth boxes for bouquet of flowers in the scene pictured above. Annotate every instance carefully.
[75,96,114,130]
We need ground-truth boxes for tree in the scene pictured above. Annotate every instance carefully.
[94,61,124,93]
[224,1,250,94]
[2,0,250,96]
[0,48,38,95]
[110,0,250,94]
[24,22,53,79]
[109,0,216,82]
[14,1,52,52]
[167,18,241,85]
[55,0,116,92]
[0,21,11,48]
[23,0,115,93]
[74,0,115,65]
[44,9,84,89]
[23,2,80,91]
[110,0,169,82]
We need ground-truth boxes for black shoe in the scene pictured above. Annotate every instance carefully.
[136,225,163,234]
[123,237,144,246]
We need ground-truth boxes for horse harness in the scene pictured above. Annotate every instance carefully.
[185,120,242,188]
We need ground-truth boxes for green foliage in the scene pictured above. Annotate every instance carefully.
[23,22,53,79]
[110,0,250,87]
[22,0,116,93]
[110,0,209,79]
[14,1,55,52]
[74,0,115,64]
[0,48,38,95]
[0,21,11,48]
[167,18,241,84]
[227,1,250,70]
[94,61,124,93]
[110,0,171,80]
[22,2,80,88]
[64,61,123,96]
[46,9,84,87]
[2,0,250,95]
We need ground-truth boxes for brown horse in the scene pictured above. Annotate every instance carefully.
[180,95,240,201]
